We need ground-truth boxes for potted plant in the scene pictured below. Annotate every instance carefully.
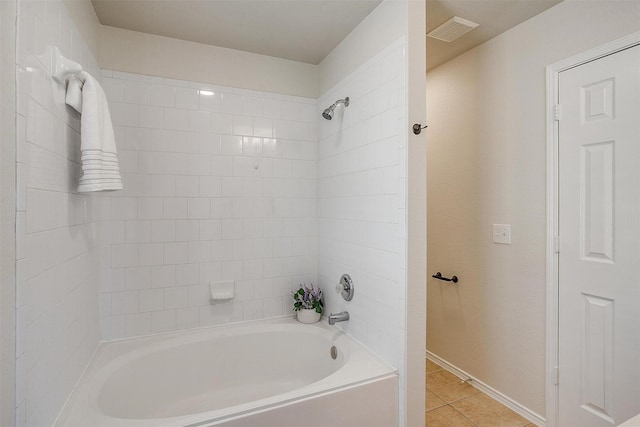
[292,284,323,324]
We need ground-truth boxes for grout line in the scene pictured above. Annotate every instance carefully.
[426,353,545,426]
[449,403,479,426]
[426,360,529,427]
[425,402,479,426]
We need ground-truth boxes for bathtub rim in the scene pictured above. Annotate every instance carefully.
[185,374,399,427]
[55,315,397,427]
[90,321,351,419]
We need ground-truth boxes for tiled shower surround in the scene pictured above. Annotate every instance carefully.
[317,38,407,396]
[15,0,409,421]
[99,72,318,339]
[16,1,102,425]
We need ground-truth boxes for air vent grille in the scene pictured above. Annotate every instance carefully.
[427,16,479,42]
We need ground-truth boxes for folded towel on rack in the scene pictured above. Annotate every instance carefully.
[66,71,123,192]
[65,74,83,112]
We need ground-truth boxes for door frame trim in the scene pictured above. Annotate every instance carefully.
[545,31,640,427]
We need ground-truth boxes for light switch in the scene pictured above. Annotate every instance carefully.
[493,224,511,244]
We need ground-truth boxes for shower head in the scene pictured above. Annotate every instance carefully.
[321,97,350,120]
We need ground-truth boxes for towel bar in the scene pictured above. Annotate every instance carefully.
[432,272,459,283]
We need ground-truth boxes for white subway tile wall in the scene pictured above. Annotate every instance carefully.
[99,72,318,339]
[318,39,407,375]
[15,1,103,426]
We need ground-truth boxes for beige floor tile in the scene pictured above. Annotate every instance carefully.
[426,390,447,412]
[451,393,530,427]
[425,405,475,427]
[426,371,479,404]
[427,370,463,387]
[426,359,443,374]
[427,381,480,404]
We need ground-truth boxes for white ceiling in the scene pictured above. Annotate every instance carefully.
[426,0,563,71]
[91,0,564,69]
[91,0,382,65]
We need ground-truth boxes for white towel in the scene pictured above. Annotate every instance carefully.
[65,74,83,112]
[66,71,123,192]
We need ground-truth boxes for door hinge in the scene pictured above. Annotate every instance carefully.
[554,236,560,254]
[554,367,559,385]
[554,104,562,121]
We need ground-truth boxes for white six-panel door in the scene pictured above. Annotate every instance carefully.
[558,44,640,426]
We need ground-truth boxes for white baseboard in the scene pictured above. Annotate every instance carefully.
[426,350,546,427]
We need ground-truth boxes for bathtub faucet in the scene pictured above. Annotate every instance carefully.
[328,311,349,325]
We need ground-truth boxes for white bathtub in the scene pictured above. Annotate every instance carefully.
[56,317,398,427]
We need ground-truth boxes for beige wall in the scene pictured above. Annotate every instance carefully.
[317,0,407,95]
[66,0,318,98]
[0,1,16,425]
[99,26,318,98]
[426,0,640,418]
[405,1,427,426]
[63,0,100,59]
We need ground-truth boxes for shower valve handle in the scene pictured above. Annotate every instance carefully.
[335,274,354,301]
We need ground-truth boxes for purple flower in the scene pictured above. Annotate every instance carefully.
[291,283,324,313]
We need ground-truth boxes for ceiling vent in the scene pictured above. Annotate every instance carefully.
[427,16,479,42]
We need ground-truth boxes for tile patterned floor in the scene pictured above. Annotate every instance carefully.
[425,359,536,427]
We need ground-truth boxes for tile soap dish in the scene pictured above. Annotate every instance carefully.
[210,281,235,302]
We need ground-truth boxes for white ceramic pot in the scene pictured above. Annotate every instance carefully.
[296,308,321,324]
